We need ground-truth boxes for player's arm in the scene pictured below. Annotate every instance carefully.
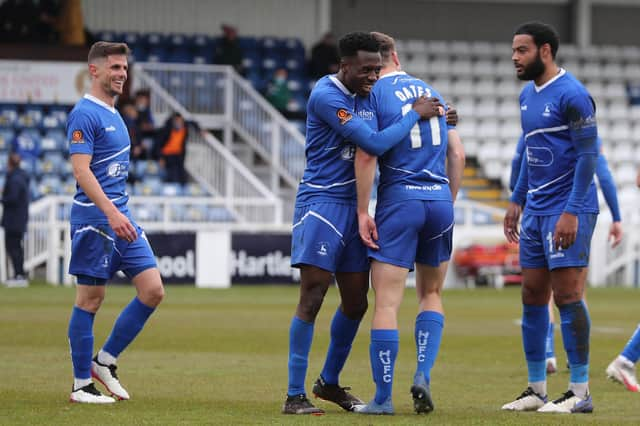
[355,148,379,249]
[315,95,442,156]
[595,141,623,247]
[71,154,137,242]
[554,94,598,250]
[509,134,525,192]
[446,129,465,201]
[504,153,528,243]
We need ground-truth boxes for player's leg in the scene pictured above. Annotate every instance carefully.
[284,265,332,414]
[312,270,368,411]
[356,260,408,415]
[412,261,448,414]
[607,323,640,392]
[411,200,454,414]
[67,224,116,403]
[502,215,550,411]
[285,203,349,414]
[502,267,551,411]
[545,297,557,374]
[93,225,163,400]
[538,213,596,413]
[68,281,115,403]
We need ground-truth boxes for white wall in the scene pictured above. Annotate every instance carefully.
[81,0,330,49]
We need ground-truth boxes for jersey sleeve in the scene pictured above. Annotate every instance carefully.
[565,91,598,144]
[311,88,419,156]
[67,109,96,156]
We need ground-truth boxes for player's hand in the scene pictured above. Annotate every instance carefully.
[108,210,138,243]
[553,212,578,250]
[445,102,458,126]
[413,96,443,120]
[503,202,522,243]
[358,211,379,250]
[609,221,623,248]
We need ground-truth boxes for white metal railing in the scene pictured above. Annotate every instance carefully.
[133,63,305,194]
[0,195,291,285]
[133,64,283,224]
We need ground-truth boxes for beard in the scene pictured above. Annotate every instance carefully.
[518,52,546,81]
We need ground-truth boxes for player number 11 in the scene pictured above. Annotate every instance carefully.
[401,103,441,148]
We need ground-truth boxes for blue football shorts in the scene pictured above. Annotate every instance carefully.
[370,199,454,270]
[291,201,369,273]
[519,212,597,270]
[69,221,157,285]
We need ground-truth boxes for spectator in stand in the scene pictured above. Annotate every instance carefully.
[157,112,189,185]
[216,24,244,75]
[1,152,30,287]
[265,68,292,115]
[134,90,156,159]
[308,32,340,80]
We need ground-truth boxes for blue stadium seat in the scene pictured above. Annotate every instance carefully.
[38,175,62,196]
[38,154,64,176]
[14,130,41,159]
[0,128,15,151]
[0,105,18,128]
[62,178,77,195]
[192,35,216,64]
[134,177,163,195]
[41,129,66,152]
[184,182,208,196]
[16,106,43,129]
[161,182,183,196]
[207,206,235,222]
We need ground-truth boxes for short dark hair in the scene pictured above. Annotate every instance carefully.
[370,32,395,63]
[88,41,130,64]
[514,21,559,58]
[338,32,380,59]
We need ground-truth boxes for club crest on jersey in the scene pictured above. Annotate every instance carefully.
[336,108,353,125]
[542,103,553,117]
[341,144,355,160]
[316,241,329,256]
[71,130,84,143]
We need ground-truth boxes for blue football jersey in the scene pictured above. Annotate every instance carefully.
[366,71,452,205]
[67,95,131,224]
[295,75,377,205]
[519,69,599,215]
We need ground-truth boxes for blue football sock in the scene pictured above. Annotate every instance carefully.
[102,297,155,360]
[621,323,640,363]
[68,306,95,380]
[370,329,398,404]
[545,322,555,359]
[522,304,549,383]
[287,316,314,396]
[414,310,444,384]
[320,308,361,385]
[559,301,590,384]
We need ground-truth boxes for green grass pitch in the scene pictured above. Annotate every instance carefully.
[1,283,639,425]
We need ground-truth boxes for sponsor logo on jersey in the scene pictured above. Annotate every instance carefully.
[520,104,528,111]
[107,161,127,177]
[105,125,116,132]
[357,109,374,120]
[337,108,353,125]
[71,130,84,143]
[526,146,553,167]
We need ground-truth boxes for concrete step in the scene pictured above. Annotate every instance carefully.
[465,189,504,200]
